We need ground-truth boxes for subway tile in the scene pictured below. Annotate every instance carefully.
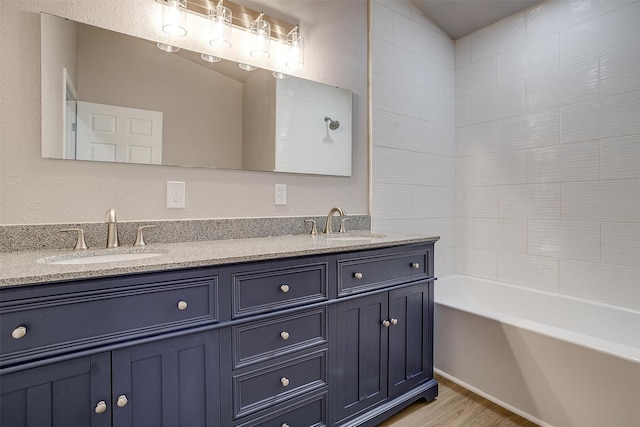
[394,218,430,235]
[456,217,473,247]
[526,0,601,42]
[562,179,640,221]
[601,0,637,13]
[472,218,527,254]
[456,121,497,156]
[393,10,430,58]
[410,120,445,155]
[414,185,456,218]
[372,1,394,42]
[394,81,430,120]
[471,12,526,62]
[436,246,457,277]
[528,220,601,262]
[497,33,559,85]
[560,91,640,143]
[456,57,496,97]
[497,252,559,292]
[372,182,414,220]
[527,140,600,183]
[471,80,526,123]
[601,222,640,267]
[371,37,413,81]
[474,150,527,186]
[411,54,442,91]
[499,183,561,219]
[378,0,412,17]
[372,146,396,183]
[600,134,640,180]
[456,156,474,187]
[455,35,472,68]
[559,259,640,310]
[559,1,640,67]
[427,154,456,187]
[395,150,428,185]
[429,28,455,68]
[456,186,499,218]
[600,45,640,97]
[455,96,472,127]
[526,59,599,113]
[371,72,394,113]
[428,92,455,126]
[441,64,456,98]
[428,218,456,248]
[372,109,413,150]
[497,108,560,151]
[457,247,497,280]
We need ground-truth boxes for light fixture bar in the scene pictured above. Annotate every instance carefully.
[155,0,297,41]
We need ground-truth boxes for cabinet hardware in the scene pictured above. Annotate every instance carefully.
[177,300,188,310]
[280,331,290,340]
[354,272,363,279]
[390,318,398,325]
[411,262,420,269]
[282,424,290,427]
[280,284,290,293]
[94,401,107,414]
[11,326,27,339]
[116,395,128,408]
[381,320,390,327]
[280,377,290,387]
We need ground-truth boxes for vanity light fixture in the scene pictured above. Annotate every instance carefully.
[285,25,303,69]
[249,12,270,59]
[161,0,188,37]
[238,63,257,71]
[272,71,289,79]
[201,53,222,62]
[154,0,304,70]
[208,0,232,48]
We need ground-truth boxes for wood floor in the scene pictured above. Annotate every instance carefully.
[378,375,539,427]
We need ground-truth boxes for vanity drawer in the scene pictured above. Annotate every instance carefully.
[0,276,217,362]
[231,259,328,318]
[233,348,327,419]
[233,307,327,368]
[235,391,327,427]
[337,245,431,296]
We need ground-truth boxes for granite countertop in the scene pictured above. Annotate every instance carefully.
[0,232,439,288]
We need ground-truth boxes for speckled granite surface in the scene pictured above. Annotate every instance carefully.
[0,232,439,288]
[0,215,371,252]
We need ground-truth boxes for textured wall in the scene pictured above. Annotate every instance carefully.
[370,0,457,277]
[455,0,640,310]
[0,0,368,224]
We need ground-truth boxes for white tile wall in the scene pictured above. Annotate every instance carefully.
[373,0,640,308]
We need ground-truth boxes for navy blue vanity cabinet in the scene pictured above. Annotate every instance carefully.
[331,244,437,426]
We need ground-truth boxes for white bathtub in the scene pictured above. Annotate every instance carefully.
[434,274,640,427]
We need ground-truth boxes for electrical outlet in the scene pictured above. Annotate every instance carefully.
[167,181,186,208]
[275,184,287,205]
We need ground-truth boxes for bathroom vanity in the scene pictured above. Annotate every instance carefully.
[0,235,438,426]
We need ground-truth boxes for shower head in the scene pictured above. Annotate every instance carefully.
[324,116,340,130]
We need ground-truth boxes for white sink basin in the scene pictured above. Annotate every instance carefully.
[40,252,165,265]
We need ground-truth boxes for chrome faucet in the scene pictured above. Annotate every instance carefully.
[324,207,346,234]
[105,208,119,248]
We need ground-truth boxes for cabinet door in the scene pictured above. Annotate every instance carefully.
[111,332,219,427]
[388,282,432,398]
[334,293,388,423]
[0,353,111,427]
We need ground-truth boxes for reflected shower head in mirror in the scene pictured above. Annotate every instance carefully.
[324,116,340,130]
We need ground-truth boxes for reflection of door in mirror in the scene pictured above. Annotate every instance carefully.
[75,102,163,164]
[64,68,77,160]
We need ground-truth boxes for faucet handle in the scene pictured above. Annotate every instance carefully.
[61,228,88,250]
[304,219,318,235]
[134,225,156,247]
[105,208,117,222]
[339,218,351,233]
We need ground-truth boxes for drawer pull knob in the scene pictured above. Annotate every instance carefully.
[411,262,420,269]
[354,272,363,279]
[11,326,27,339]
[390,318,398,325]
[116,395,128,408]
[177,300,188,311]
[381,320,390,327]
[280,284,290,293]
[280,377,290,387]
[280,331,290,340]
[282,424,290,427]
[94,401,107,414]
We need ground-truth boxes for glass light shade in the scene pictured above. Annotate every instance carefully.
[208,3,232,48]
[161,0,187,37]
[201,53,222,63]
[272,71,289,79]
[239,63,257,71]
[249,15,270,59]
[285,27,304,69]
[157,42,180,53]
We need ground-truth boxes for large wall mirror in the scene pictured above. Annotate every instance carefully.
[41,13,352,176]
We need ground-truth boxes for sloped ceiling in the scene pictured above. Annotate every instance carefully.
[411,0,541,40]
